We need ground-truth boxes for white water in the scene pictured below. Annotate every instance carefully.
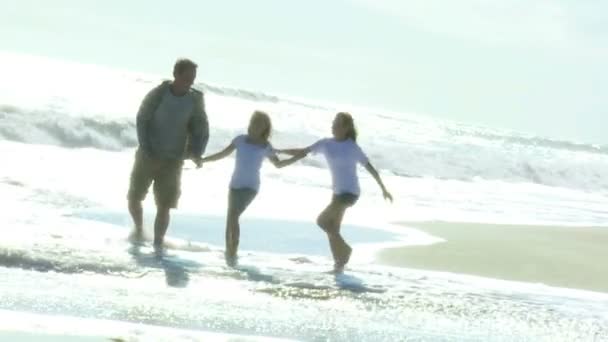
[1,52,608,341]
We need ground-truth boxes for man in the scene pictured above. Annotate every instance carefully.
[127,58,209,248]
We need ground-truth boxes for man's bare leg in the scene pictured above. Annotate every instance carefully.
[153,205,171,247]
[128,199,144,241]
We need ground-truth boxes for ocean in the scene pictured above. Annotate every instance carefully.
[1,51,607,341]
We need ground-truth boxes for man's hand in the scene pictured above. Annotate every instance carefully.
[191,156,203,169]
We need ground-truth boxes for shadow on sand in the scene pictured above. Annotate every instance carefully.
[127,244,201,288]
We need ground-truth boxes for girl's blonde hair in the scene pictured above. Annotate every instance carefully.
[336,112,357,141]
[248,110,272,143]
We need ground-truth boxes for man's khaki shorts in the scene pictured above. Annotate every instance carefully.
[127,149,184,208]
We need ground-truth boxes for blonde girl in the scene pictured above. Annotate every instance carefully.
[202,111,305,265]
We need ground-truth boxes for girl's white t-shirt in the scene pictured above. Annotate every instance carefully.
[229,135,274,191]
[310,138,369,195]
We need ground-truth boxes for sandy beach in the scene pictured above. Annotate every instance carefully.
[377,222,608,293]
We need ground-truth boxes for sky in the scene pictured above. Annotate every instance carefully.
[1,0,607,144]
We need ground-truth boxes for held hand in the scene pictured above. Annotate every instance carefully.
[191,156,203,169]
[383,189,393,203]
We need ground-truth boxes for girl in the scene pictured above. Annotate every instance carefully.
[201,111,305,266]
[279,112,392,272]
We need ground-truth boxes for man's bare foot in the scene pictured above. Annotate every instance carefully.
[153,237,164,248]
[128,229,145,244]
[225,252,238,268]
[153,243,167,258]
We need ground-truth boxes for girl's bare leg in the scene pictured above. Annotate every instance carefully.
[317,202,351,270]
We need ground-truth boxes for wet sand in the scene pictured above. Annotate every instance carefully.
[377,222,608,293]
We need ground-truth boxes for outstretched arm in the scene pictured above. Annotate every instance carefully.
[268,149,309,168]
[276,147,310,156]
[364,162,393,202]
[201,143,236,163]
